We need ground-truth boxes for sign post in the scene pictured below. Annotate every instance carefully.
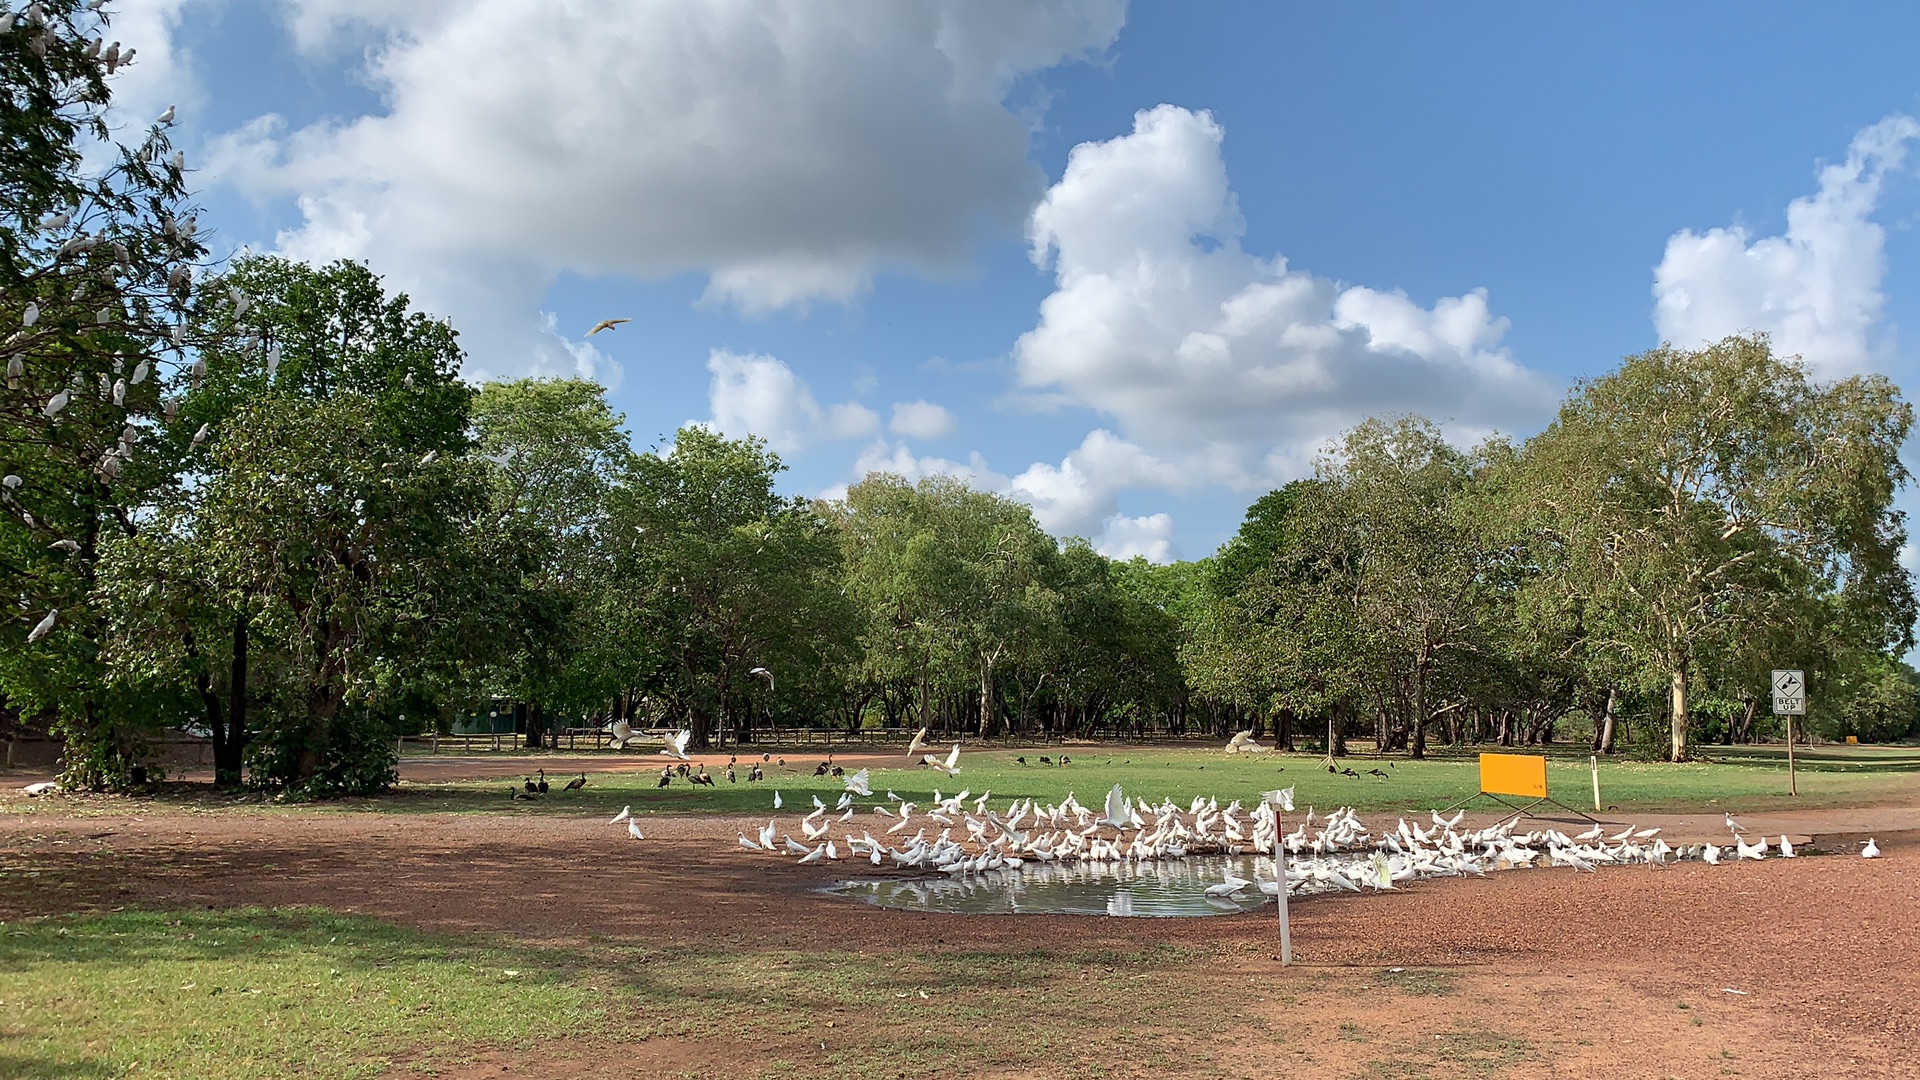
[1266,788,1292,966]
[1771,669,1805,797]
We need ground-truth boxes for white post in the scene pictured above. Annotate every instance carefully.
[1590,754,1601,812]
[1271,791,1291,966]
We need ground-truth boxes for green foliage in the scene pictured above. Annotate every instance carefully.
[609,425,855,745]
[1,2,221,788]
[1515,334,1914,760]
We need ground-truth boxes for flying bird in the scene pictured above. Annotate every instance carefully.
[586,318,630,336]
[906,726,929,759]
[843,768,872,797]
[659,728,693,761]
[928,743,961,777]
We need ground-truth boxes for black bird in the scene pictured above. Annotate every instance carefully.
[726,765,737,783]
[729,755,738,766]
[1327,764,1338,774]
[657,769,672,788]
[1367,768,1389,779]
[1340,767,1360,778]
[776,757,786,766]
[510,786,537,801]
[676,762,691,777]
[1016,756,1028,765]
[814,762,830,777]
[762,753,771,762]
[535,768,549,794]
[748,764,764,781]
[564,772,587,791]
[1059,755,1071,766]
[829,765,844,777]
[522,775,538,793]
[1039,756,1053,765]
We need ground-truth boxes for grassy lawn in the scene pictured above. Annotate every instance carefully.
[0,907,1234,1079]
[368,743,1920,820]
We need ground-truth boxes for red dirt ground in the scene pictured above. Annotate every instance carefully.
[3,761,1917,1080]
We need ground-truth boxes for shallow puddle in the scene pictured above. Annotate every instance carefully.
[830,856,1277,917]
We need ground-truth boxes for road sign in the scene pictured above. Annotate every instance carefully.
[1772,669,1805,716]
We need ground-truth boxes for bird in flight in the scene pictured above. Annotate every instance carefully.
[587,318,631,336]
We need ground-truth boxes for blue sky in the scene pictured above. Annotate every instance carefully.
[119,1,1920,562]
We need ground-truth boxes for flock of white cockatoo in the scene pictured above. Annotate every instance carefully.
[592,771,1887,901]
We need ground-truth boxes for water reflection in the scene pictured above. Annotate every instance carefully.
[830,856,1277,917]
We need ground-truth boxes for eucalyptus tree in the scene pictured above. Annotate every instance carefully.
[836,474,1061,738]
[1517,335,1913,761]
[0,1,231,787]
[470,377,633,743]
[613,426,850,747]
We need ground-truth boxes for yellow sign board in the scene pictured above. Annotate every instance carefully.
[1479,753,1548,799]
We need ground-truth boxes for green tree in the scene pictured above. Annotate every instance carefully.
[613,426,850,747]
[471,378,634,744]
[1518,335,1914,761]
[96,257,485,790]
[1,2,224,787]
[836,474,1061,739]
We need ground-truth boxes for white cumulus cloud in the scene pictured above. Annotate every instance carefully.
[889,400,957,440]
[706,349,878,455]
[1005,103,1554,540]
[208,0,1126,375]
[1653,113,1919,376]
[1096,512,1178,562]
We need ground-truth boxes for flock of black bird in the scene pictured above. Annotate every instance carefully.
[508,768,586,801]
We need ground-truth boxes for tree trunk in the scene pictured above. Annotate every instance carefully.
[1594,688,1617,755]
[1669,661,1689,762]
[527,701,546,750]
[1410,668,1428,761]
[977,658,995,739]
[217,614,248,785]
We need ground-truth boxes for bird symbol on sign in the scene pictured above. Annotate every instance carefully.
[586,318,630,336]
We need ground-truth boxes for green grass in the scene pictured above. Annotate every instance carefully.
[11,742,1912,823]
[0,908,602,1079]
[370,742,1920,820]
[0,908,1233,1079]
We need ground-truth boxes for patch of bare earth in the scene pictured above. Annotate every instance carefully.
[2,792,1916,1079]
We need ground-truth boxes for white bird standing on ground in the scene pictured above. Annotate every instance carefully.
[1725,813,1745,834]
[27,609,57,642]
[627,818,645,840]
[772,790,783,809]
[1862,838,1880,858]
[659,729,692,761]
[1779,835,1794,858]
[609,805,631,825]
[586,318,630,336]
